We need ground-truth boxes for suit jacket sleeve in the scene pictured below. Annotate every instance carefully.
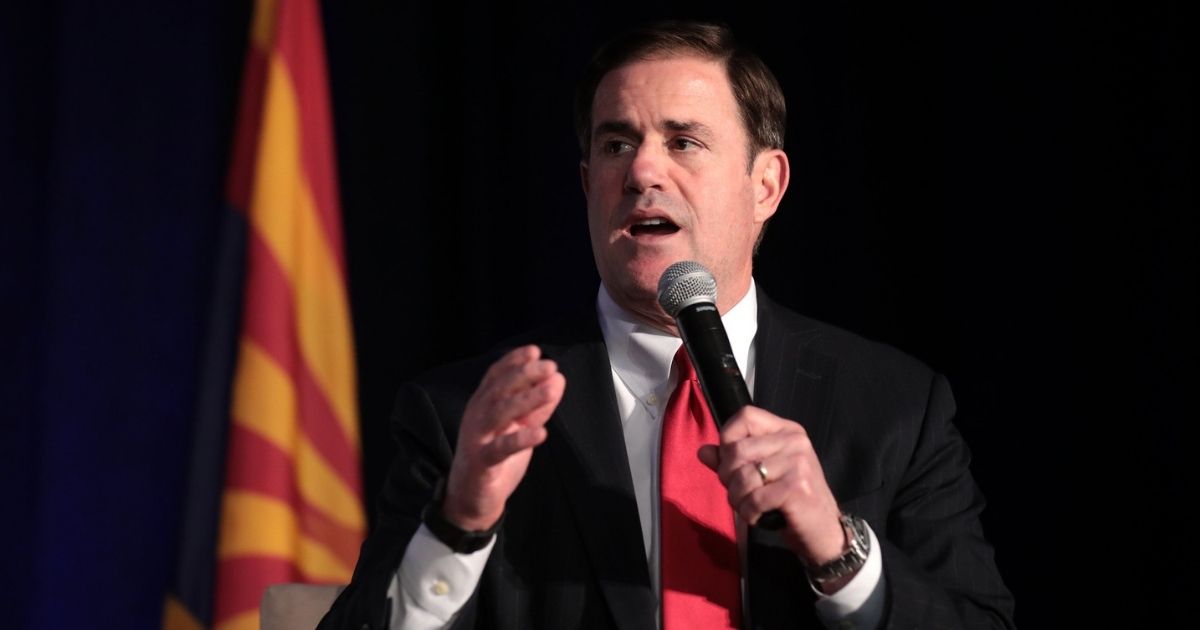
[750,295,1015,629]
[318,376,479,630]
[873,372,1015,628]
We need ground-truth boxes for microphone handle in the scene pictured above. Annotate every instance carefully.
[676,301,786,530]
[677,303,751,421]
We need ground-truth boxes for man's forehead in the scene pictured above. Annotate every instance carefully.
[596,54,728,95]
[590,55,737,125]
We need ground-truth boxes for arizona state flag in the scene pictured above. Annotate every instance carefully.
[163,0,365,628]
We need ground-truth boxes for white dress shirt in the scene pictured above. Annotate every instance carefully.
[388,281,884,629]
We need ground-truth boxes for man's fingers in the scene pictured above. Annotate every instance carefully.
[487,373,562,427]
[717,406,766,442]
[715,431,807,485]
[734,471,795,526]
[477,346,555,402]
[478,425,549,466]
[478,345,541,390]
[728,455,817,526]
[718,405,800,443]
[484,358,557,403]
[470,358,562,435]
[723,450,793,507]
[697,444,720,472]
[508,371,566,425]
[474,370,564,456]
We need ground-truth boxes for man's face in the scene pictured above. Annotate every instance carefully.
[582,55,786,328]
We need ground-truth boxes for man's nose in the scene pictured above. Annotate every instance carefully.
[623,143,668,194]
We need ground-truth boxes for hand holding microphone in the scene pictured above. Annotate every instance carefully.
[657,261,785,530]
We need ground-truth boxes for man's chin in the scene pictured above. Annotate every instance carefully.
[628,262,673,293]
[601,265,659,302]
[600,248,695,299]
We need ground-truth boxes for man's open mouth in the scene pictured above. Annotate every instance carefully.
[629,218,680,237]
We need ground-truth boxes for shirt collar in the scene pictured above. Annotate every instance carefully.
[596,279,759,414]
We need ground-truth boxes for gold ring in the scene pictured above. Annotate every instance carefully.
[755,461,769,483]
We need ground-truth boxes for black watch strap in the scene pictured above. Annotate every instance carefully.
[421,477,502,554]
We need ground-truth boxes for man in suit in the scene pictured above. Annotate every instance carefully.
[321,20,1014,630]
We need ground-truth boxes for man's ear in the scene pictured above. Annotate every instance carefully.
[580,160,590,196]
[752,149,789,223]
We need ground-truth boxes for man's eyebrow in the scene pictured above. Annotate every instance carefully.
[662,119,714,138]
[593,120,640,139]
[592,119,716,142]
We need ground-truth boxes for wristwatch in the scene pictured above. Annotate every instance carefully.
[421,477,503,553]
[806,513,870,585]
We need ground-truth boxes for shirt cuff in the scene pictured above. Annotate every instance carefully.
[812,523,886,630]
[387,523,496,629]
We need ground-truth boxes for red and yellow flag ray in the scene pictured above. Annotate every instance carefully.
[213,0,364,628]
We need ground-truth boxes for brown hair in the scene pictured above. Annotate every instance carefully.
[574,20,787,167]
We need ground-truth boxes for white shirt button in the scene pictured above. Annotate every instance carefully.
[646,393,658,405]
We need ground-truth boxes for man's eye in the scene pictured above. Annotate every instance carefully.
[603,140,633,155]
[670,137,700,151]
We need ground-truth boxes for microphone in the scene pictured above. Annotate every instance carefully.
[657,261,785,530]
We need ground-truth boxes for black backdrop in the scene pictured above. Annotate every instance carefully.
[1,1,1192,627]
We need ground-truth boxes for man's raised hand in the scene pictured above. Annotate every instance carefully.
[442,345,565,531]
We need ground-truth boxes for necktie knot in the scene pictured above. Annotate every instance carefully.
[672,346,697,384]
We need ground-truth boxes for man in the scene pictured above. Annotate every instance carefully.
[321,20,1014,629]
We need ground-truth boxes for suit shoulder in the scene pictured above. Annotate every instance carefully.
[767,303,938,385]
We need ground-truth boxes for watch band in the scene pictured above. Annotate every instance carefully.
[806,513,870,585]
[421,477,502,554]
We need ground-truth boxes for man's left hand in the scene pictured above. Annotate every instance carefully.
[697,406,847,572]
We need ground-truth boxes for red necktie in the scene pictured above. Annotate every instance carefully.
[660,347,742,629]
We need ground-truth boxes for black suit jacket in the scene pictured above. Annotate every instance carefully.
[320,289,1015,629]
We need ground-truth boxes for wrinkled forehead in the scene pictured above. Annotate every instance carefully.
[590,55,741,132]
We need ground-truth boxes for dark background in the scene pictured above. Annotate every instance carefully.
[1,1,1192,628]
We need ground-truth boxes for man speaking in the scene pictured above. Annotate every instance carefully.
[320,20,1014,630]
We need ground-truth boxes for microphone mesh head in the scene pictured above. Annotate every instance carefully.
[657,261,717,316]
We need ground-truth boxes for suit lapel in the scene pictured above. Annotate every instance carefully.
[542,318,657,630]
[746,289,839,629]
[752,289,837,455]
